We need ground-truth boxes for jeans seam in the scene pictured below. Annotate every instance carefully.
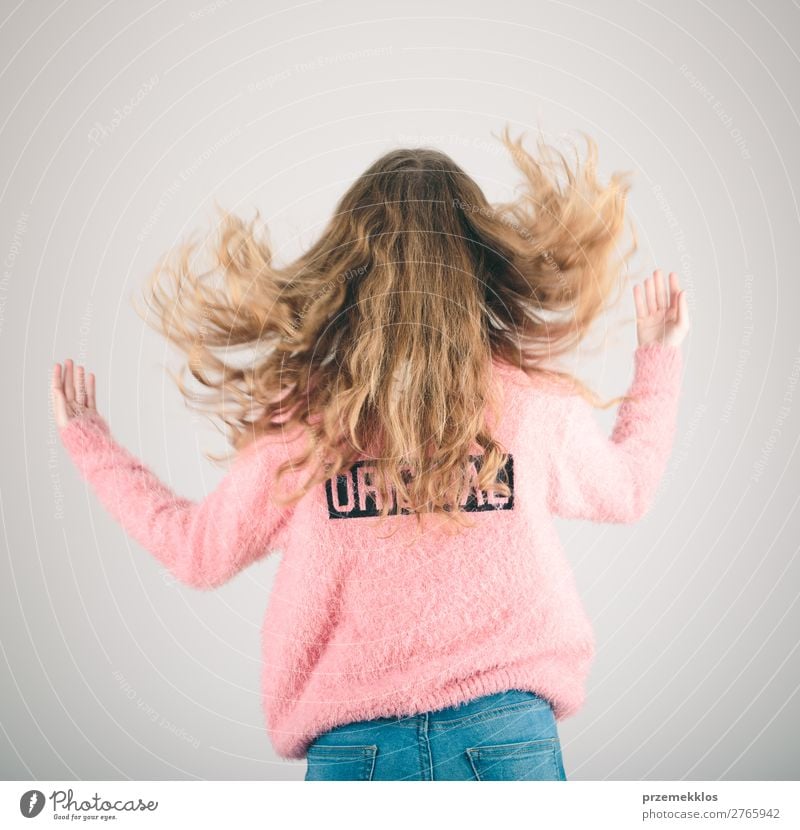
[466,737,557,757]
[466,740,561,780]
[419,712,432,781]
[307,744,378,754]
[429,700,550,730]
[365,747,377,781]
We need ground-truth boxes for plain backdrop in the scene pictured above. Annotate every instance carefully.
[1,0,798,780]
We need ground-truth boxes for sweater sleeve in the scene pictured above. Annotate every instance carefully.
[58,409,296,590]
[547,342,684,523]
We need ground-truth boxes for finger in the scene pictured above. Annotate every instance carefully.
[664,273,678,320]
[86,372,96,410]
[633,283,647,318]
[52,363,67,422]
[64,358,75,404]
[679,289,689,328]
[654,269,666,310]
[51,362,62,395]
[667,272,679,317]
[75,365,86,407]
[646,273,657,315]
[673,290,682,328]
[669,270,680,299]
[51,362,64,404]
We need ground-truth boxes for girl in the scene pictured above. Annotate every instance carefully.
[53,126,689,781]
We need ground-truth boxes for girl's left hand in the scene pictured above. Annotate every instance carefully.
[52,358,99,430]
[634,269,690,348]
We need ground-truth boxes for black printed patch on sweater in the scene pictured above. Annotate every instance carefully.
[325,454,515,519]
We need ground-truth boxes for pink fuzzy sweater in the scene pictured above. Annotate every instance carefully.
[58,342,683,760]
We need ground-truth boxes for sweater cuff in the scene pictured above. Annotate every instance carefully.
[630,342,683,396]
[59,410,113,459]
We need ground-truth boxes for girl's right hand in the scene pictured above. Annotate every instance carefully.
[634,269,690,348]
[52,358,99,430]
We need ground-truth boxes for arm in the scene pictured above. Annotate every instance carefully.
[547,341,683,523]
[58,409,296,589]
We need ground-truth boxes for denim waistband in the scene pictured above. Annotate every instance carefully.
[325,688,548,735]
[431,689,545,722]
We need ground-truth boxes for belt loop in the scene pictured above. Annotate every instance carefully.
[418,711,433,780]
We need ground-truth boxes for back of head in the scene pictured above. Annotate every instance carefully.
[139,127,635,531]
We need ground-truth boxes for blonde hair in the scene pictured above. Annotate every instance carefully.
[135,125,637,533]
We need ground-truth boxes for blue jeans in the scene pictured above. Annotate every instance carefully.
[304,689,567,781]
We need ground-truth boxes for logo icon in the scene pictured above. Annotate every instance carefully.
[19,790,45,818]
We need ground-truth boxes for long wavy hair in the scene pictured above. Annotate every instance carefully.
[135,125,638,533]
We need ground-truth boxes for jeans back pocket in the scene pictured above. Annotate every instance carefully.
[466,737,564,781]
[304,744,378,781]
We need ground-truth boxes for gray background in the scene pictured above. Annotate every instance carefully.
[1,0,798,781]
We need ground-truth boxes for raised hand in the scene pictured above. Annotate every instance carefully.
[52,358,99,430]
[633,270,690,348]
